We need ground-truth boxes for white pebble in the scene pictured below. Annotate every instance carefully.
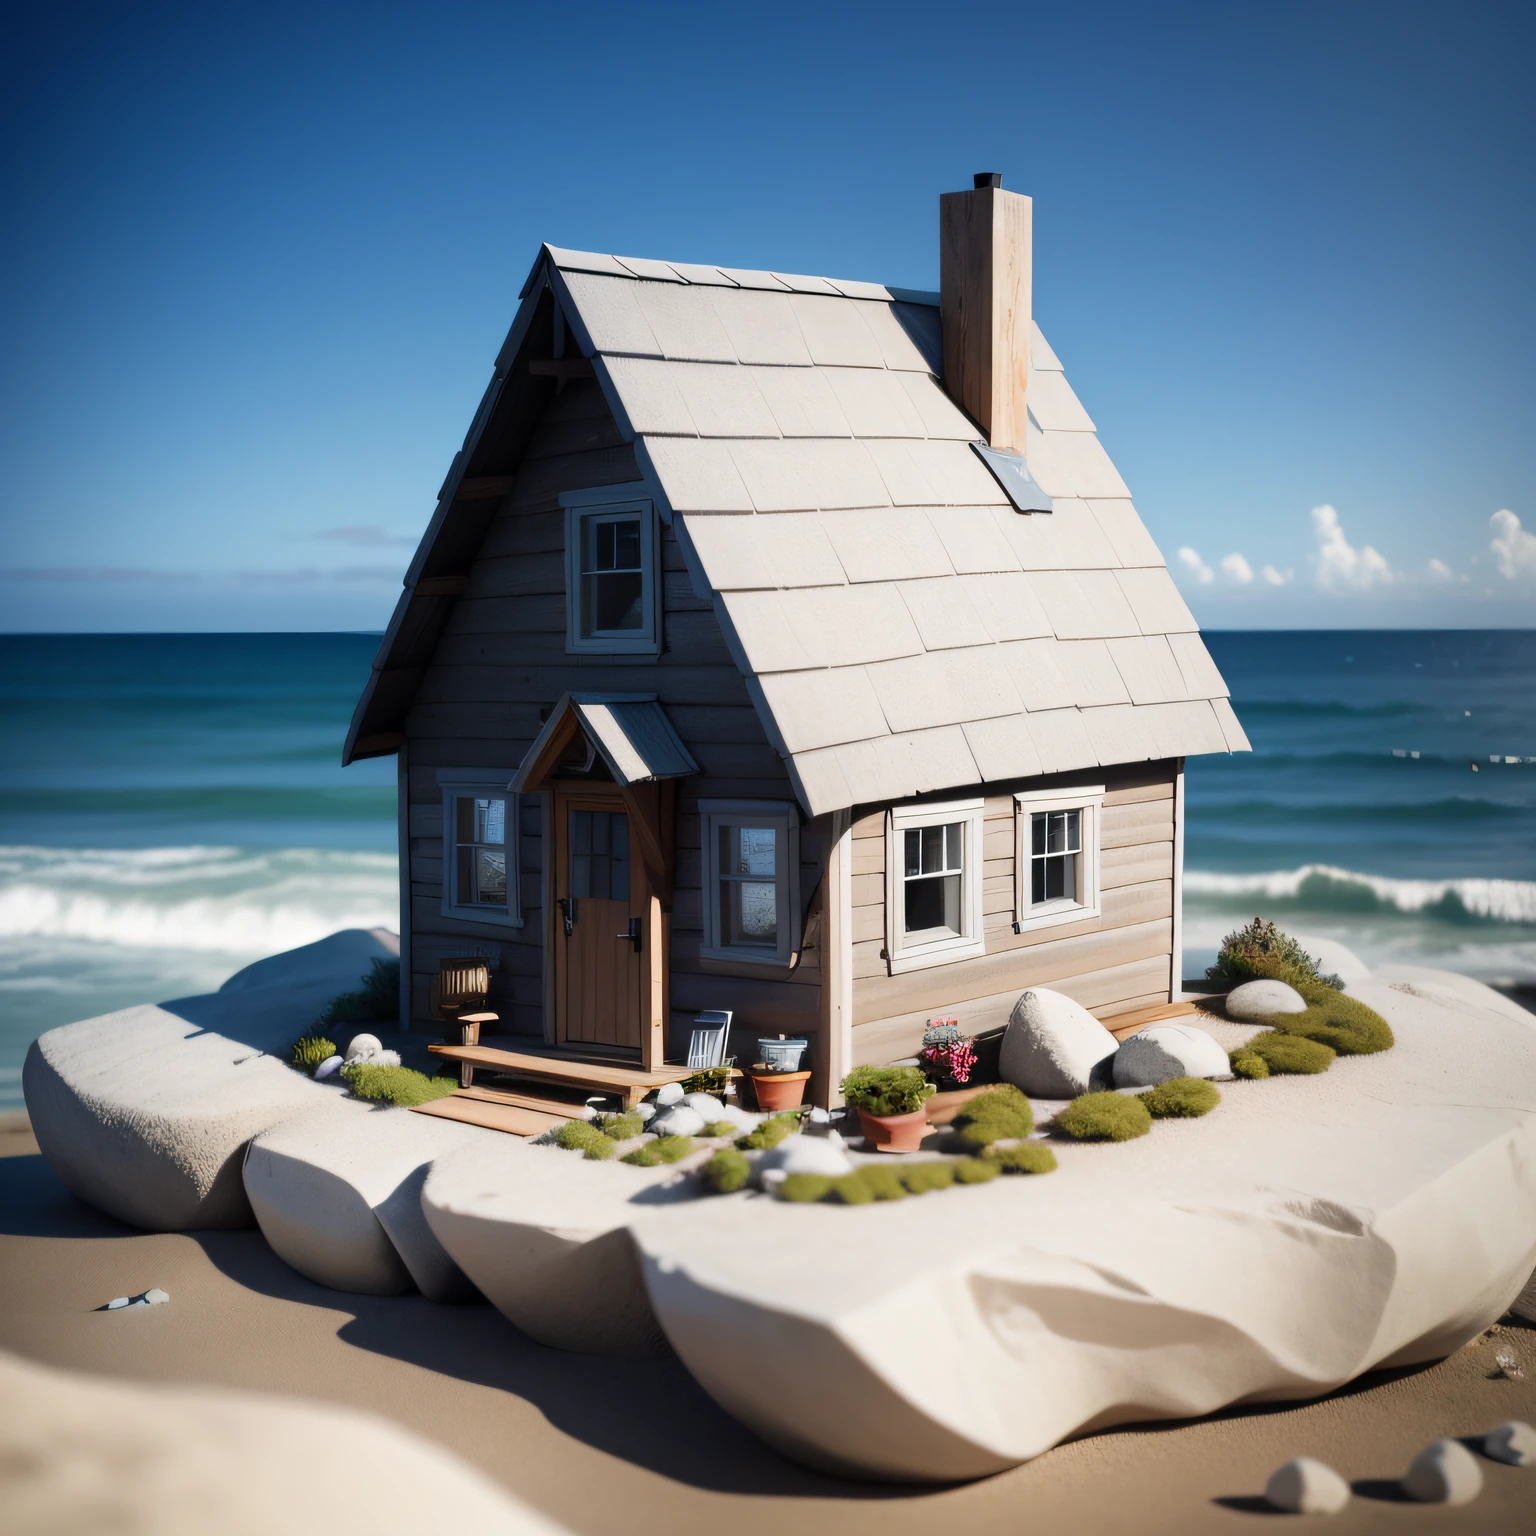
[654,1082,684,1106]
[1403,1438,1483,1504]
[313,1055,343,1080]
[143,1288,169,1306]
[105,1297,131,1310]
[1264,1457,1351,1515]
[1482,1420,1535,1466]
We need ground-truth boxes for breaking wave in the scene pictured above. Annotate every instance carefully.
[1184,865,1536,926]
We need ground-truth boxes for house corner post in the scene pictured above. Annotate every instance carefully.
[815,808,854,1108]
[1171,758,1186,1002]
[396,741,412,1032]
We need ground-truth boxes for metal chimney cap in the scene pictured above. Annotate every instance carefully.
[973,172,1003,189]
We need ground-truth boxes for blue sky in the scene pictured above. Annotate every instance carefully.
[2,0,1532,631]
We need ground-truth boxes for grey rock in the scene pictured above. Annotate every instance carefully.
[344,1033,384,1063]
[1403,1438,1484,1504]
[998,988,1118,1099]
[648,1105,706,1138]
[1264,1457,1351,1515]
[1225,979,1309,1021]
[1113,1024,1231,1087]
[1482,1420,1535,1466]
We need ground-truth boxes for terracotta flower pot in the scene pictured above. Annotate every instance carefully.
[749,1069,810,1113]
[855,1106,929,1153]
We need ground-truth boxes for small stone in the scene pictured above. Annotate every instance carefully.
[143,1288,169,1306]
[1402,1438,1484,1504]
[756,1135,853,1181]
[633,1103,656,1123]
[681,1092,723,1117]
[344,1033,384,1063]
[654,1082,685,1106]
[1113,1023,1232,1087]
[1493,1346,1523,1379]
[1225,979,1308,1021]
[105,1297,131,1310]
[1482,1421,1535,1466]
[648,1105,706,1138]
[1264,1457,1351,1515]
[313,1055,343,1080]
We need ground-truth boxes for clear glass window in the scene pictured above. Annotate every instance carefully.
[1030,809,1081,905]
[580,513,644,635]
[569,809,630,901]
[903,821,963,936]
[716,823,779,949]
[454,795,508,907]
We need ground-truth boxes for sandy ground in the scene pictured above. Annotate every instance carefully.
[1,1109,1532,1535]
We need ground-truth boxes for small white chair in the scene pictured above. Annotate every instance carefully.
[687,1011,732,1070]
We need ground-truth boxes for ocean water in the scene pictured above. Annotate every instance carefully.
[1,630,1532,1107]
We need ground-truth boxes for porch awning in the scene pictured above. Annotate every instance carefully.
[510,692,698,794]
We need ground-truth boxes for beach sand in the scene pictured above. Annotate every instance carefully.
[1,1109,1531,1535]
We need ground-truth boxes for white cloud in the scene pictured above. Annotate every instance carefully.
[1311,504,1393,589]
[1219,552,1254,584]
[1260,564,1289,586]
[1490,509,1536,580]
[1427,557,1453,581]
[1177,546,1214,584]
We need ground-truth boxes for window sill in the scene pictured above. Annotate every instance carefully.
[696,947,797,975]
[886,933,986,975]
[441,906,523,929]
[1014,901,1100,935]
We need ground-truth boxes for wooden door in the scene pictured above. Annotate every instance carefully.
[552,788,644,1053]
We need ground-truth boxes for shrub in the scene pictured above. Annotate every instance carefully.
[1206,918,1343,991]
[1269,983,1394,1055]
[320,958,401,1026]
[595,1111,645,1140]
[701,1148,750,1193]
[830,1165,907,1204]
[1229,1047,1270,1080]
[951,1084,1034,1148]
[983,1142,1058,1175]
[1247,1032,1335,1075]
[952,1156,1002,1184]
[840,1066,935,1118]
[1139,1077,1221,1119]
[898,1160,956,1195]
[779,1173,833,1203]
[1054,1091,1153,1142]
[291,1035,337,1074]
[735,1114,797,1151]
[555,1119,616,1159]
[341,1063,457,1109]
[680,1067,732,1095]
[622,1135,694,1167]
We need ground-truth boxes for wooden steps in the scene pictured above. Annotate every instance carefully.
[1103,997,1220,1041]
[427,1037,692,1108]
[411,1093,569,1138]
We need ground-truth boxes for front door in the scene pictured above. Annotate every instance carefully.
[552,787,643,1053]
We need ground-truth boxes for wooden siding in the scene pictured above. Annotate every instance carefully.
[401,375,820,1065]
[849,759,1179,1065]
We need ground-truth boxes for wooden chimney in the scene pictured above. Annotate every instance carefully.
[939,173,1032,452]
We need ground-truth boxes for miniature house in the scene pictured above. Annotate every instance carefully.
[344,176,1249,1121]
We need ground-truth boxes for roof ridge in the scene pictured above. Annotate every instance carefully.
[542,244,940,307]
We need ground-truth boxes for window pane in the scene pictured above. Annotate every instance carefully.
[610,814,629,900]
[905,871,962,936]
[612,518,641,570]
[456,797,477,842]
[723,824,776,877]
[1065,810,1080,852]
[473,848,507,904]
[945,821,961,871]
[1031,857,1045,905]
[585,570,644,632]
[723,878,778,946]
[904,827,920,878]
[1032,812,1046,857]
[475,798,504,845]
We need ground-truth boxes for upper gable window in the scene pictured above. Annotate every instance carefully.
[561,484,660,656]
[1013,784,1104,934]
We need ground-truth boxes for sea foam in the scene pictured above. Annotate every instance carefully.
[1184,865,1536,925]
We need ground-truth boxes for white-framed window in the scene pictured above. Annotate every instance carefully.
[437,771,521,927]
[1014,785,1103,933]
[884,798,986,973]
[561,483,660,655]
[698,800,800,966]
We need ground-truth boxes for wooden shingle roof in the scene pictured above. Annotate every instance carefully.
[346,245,1248,814]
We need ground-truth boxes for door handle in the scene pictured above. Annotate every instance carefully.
[557,896,574,937]
[616,917,642,954]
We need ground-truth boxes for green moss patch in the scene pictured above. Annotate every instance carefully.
[621,1135,694,1167]
[702,1120,739,1139]
[1139,1077,1220,1118]
[701,1148,750,1193]
[1247,1032,1336,1075]
[1054,1091,1153,1142]
[829,1165,907,1203]
[341,1063,457,1109]
[951,1084,1034,1148]
[983,1142,1058,1175]
[951,1156,1002,1184]
[1268,982,1394,1055]
[291,1035,337,1074]
[595,1111,645,1140]
[1229,1047,1270,1079]
[554,1119,617,1159]
[779,1173,834,1203]
[735,1114,797,1151]
[897,1160,956,1195]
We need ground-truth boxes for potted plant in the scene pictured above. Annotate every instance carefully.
[918,1018,977,1089]
[840,1066,936,1153]
[747,1060,811,1112]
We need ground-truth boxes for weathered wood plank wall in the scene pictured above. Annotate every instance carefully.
[848,759,1179,1067]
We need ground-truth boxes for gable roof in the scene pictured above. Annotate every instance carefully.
[346,245,1249,816]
